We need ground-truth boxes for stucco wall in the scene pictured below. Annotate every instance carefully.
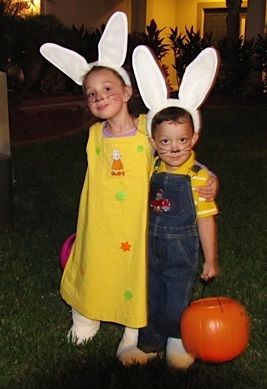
[41,0,130,29]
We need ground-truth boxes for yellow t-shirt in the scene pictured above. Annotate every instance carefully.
[156,151,218,218]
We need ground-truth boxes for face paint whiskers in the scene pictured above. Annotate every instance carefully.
[158,145,192,155]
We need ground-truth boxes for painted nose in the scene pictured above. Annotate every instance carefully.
[95,92,104,102]
[170,144,180,153]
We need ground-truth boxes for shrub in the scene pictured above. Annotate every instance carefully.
[217,34,267,98]
[0,10,103,100]
[1,8,266,101]
[168,26,212,87]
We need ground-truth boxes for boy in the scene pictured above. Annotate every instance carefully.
[137,106,219,369]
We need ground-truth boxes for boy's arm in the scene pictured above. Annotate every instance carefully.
[197,216,219,281]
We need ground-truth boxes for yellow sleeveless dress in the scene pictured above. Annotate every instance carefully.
[60,114,153,328]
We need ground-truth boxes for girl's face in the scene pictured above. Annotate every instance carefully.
[150,120,198,170]
[84,68,132,120]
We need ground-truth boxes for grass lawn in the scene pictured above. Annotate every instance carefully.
[0,106,266,388]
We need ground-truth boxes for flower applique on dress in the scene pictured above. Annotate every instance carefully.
[120,241,131,251]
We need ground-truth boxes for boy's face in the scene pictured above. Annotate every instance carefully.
[150,120,199,170]
[84,68,132,120]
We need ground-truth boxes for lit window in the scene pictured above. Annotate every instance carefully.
[9,0,41,17]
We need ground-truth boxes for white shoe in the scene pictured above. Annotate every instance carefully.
[116,327,157,366]
[67,308,100,344]
[166,338,195,370]
[116,327,139,357]
[118,346,157,366]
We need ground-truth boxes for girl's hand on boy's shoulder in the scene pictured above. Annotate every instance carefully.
[197,173,219,201]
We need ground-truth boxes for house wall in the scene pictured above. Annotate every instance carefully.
[145,0,252,87]
[245,0,266,39]
[146,0,178,86]
[146,1,250,34]
[41,0,131,29]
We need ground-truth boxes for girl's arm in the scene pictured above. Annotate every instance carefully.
[196,172,219,201]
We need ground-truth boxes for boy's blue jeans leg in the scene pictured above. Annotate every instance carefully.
[138,234,198,353]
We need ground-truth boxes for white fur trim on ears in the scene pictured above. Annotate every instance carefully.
[92,11,131,85]
[98,12,128,68]
[40,43,90,85]
[179,47,219,108]
[40,12,131,86]
[132,45,219,135]
[132,45,167,109]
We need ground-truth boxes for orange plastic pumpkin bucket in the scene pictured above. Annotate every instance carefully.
[180,297,250,363]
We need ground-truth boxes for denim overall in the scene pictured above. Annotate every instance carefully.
[138,162,200,353]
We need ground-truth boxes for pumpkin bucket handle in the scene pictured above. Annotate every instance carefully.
[201,280,223,313]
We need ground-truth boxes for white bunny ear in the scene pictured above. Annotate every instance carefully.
[179,47,219,108]
[40,43,89,85]
[98,12,128,68]
[132,45,168,110]
[133,46,219,136]
[40,12,131,86]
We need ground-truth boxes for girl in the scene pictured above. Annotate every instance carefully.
[40,12,218,362]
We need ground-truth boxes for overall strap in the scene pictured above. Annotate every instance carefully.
[153,156,161,172]
[153,159,202,177]
[187,163,201,178]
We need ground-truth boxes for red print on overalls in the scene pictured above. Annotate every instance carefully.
[150,189,171,212]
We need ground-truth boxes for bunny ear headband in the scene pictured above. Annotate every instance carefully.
[132,45,220,135]
[40,12,130,86]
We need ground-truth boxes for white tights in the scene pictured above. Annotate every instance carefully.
[116,327,157,366]
[68,311,158,367]
[68,308,100,344]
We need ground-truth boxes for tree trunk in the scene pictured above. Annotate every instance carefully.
[226,0,242,46]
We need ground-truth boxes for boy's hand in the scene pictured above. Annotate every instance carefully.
[201,262,219,281]
[197,173,219,201]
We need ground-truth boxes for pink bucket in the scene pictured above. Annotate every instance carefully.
[59,233,76,270]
